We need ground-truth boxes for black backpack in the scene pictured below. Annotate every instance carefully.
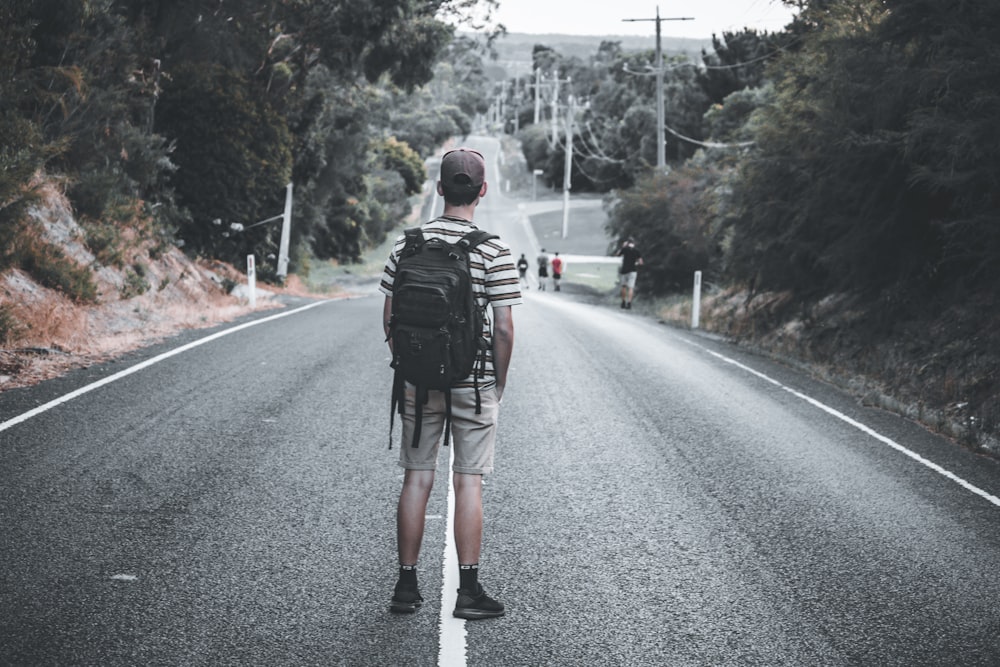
[388,226,498,448]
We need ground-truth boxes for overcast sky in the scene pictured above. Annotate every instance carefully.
[490,0,797,39]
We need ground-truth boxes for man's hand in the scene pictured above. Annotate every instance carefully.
[491,306,514,399]
[383,296,393,351]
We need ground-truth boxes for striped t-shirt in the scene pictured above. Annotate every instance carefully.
[380,215,522,389]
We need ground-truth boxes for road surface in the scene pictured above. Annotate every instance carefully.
[2,137,1000,666]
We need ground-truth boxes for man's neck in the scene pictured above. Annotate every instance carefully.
[442,203,477,222]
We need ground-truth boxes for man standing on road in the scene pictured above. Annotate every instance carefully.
[536,248,549,291]
[617,237,643,309]
[380,147,521,620]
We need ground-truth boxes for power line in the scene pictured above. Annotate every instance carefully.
[700,36,802,70]
[583,121,623,163]
[663,122,755,149]
[622,37,799,79]
[574,156,625,188]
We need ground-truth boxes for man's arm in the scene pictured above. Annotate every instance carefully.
[491,305,514,400]
[382,296,393,351]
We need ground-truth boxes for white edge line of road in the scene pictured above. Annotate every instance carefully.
[0,300,329,435]
[680,337,1000,509]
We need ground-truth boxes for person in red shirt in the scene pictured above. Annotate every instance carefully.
[550,252,563,291]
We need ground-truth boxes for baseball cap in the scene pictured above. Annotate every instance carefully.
[440,147,485,192]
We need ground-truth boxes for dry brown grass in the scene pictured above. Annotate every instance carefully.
[0,260,285,389]
[0,189,295,389]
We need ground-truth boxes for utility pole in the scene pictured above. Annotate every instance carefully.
[550,73,572,146]
[623,6,693,170]
[533,67,542,124]
[551,74,560,146]
[561,95,575,239]
[513,76,520,134]
[277,182,292,281]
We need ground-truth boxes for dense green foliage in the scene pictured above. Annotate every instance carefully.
[729,0,1000,298]
[156,63,293,260]
[504,0,1000,306]
[505,27,778,287]
[5,0,997,310]
[512,30,776,193]
[605,167,726,293]
[0,0,501,290]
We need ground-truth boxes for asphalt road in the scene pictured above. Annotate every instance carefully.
[3,137,1000,666]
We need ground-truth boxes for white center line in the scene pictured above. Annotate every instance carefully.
[681,337,1000,508]
[438,449,467,666]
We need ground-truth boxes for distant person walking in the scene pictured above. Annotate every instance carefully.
[616,237,643,309]
[536,248,549,291]
[516,253,529,289]
[551,252,563,291]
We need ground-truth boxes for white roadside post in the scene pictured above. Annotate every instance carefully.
[247,254,257,309]
[692,270,702,329]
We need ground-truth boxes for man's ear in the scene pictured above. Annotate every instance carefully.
[436,180,444,196]
[479,181,488,198]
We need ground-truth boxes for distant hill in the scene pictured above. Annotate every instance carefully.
[474,31,713,78]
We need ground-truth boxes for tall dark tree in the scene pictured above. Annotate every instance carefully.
[0,0,181,241]
[136,0,484,266]
[606,167,725,294]
[698,29,786,106]
[155,63,293,260]
[881,0,1000,288]
[728,0,1000,298]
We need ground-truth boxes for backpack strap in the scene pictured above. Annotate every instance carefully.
[458,229,497,417]
[402,227,425,253]
[388,228,425,449]
[457,229,498,251]
[410,386,429,448]
[474,342,488,415]
[388,378,432,449]
[389,366,404,449]
[443,389,452,448]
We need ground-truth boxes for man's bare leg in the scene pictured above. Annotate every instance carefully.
[397,469,436,564]
[453,472,483,566]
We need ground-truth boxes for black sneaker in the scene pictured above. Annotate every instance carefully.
[389,582,423,614]
[453,584,505,620]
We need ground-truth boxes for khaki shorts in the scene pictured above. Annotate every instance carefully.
[620,271,638,289]
[398,385,499,475]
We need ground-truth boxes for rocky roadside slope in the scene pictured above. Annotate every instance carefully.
[0,184,330,391]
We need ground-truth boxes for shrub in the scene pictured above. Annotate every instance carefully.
[0,305,25,346]
[21,239,99,303]
[155,63,293,265]
[120,263,150,299]
[606,167,725,295]
[82,220,125,268]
